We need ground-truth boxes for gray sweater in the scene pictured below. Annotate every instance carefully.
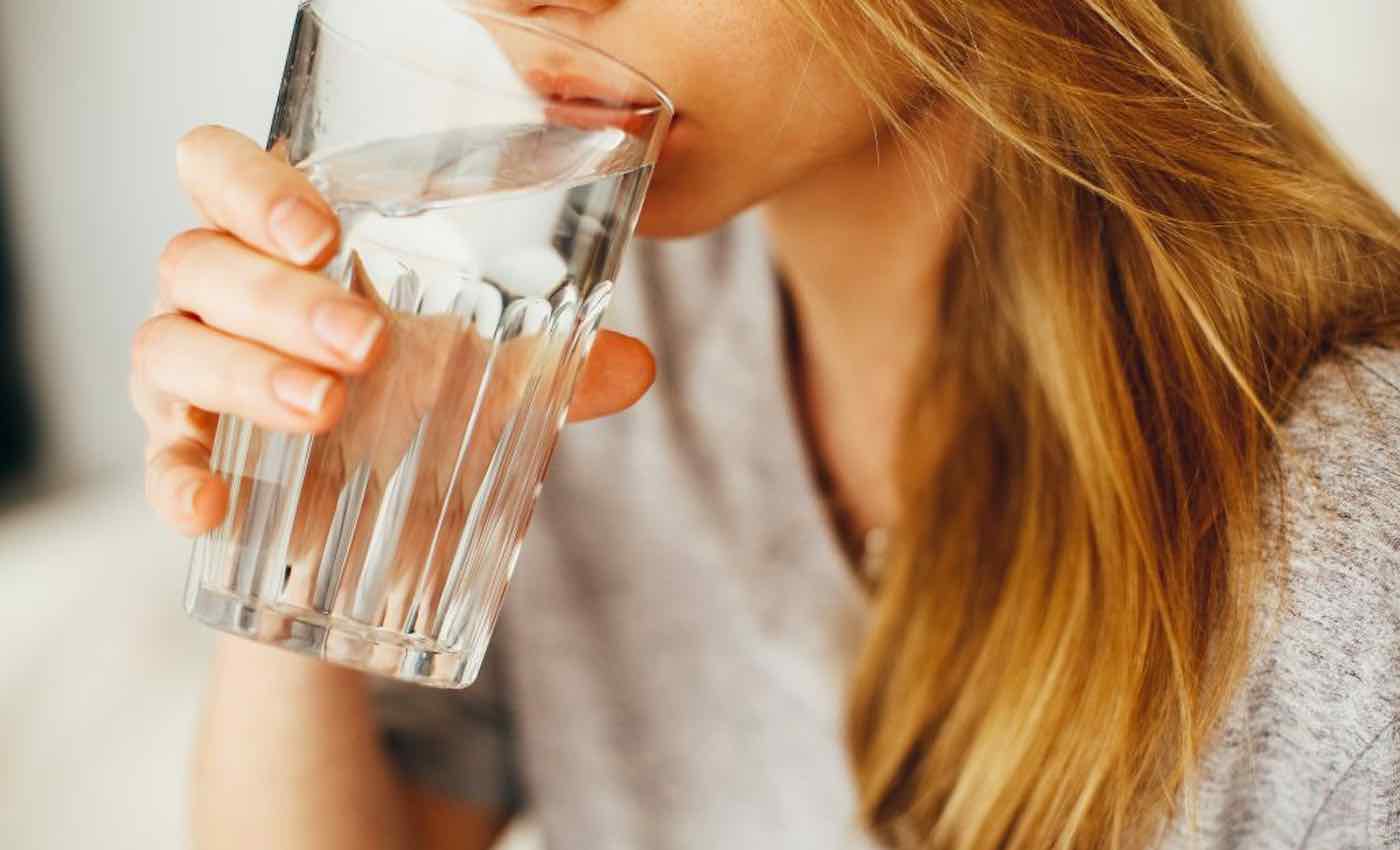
[375,216,1400,849]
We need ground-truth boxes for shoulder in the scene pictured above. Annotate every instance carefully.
[1269,343,1400,671]
[1167,348,1400,848]
[1280,343,1400,474]
[1274,344,1400,580]
[1266,345,1400,671]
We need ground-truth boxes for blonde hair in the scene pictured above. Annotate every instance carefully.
[781,2,1400,847]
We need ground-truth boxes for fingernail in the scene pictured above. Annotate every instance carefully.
[179,477,205,518]
[269,198,335,265]
[271,368,335,415]
[312,301,385,363]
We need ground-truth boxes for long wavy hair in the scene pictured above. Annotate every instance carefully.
[779,2,1400,847]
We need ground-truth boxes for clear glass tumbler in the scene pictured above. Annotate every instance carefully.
[185,0,672,687]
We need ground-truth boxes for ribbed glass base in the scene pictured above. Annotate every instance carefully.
[187,586,479,688]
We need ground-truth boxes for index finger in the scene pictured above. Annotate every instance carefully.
[175,125,340,268]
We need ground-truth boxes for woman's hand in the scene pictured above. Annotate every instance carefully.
[131,124,656,538]
[137,125,654,850]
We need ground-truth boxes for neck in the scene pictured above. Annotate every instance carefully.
[762,114,976,534]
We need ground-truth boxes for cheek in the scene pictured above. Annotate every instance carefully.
[636,85,878,238]
[613,1,879,237]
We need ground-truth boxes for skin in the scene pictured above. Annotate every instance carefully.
[129,1,973,847]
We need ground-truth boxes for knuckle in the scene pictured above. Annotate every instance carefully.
[175,125,227,172]
[130,315,166,379]
[157,229,208,301]
[174,127,203,166]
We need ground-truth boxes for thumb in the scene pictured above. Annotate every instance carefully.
[567,331,656,422]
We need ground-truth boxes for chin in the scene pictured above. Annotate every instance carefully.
[632,178,749,240]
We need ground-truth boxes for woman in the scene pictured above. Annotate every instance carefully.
[130,0,1400,848]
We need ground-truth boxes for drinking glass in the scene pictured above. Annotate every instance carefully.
[185,0,672,687]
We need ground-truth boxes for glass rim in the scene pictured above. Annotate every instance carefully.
[301,0,675,122]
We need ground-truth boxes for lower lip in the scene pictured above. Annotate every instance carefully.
[543,99,656,133]
[526,70,686,161]
[542,101,688,163]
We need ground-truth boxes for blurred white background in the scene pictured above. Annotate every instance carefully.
[0,1,1395,849]
[0,1,292,483]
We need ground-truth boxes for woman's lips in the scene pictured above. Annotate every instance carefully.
[541,99,655,137]
[525,71,654,109]
[526,70,674,140]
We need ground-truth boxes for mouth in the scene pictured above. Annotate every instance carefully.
[525,71,661,110]
[525,70,677,139]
